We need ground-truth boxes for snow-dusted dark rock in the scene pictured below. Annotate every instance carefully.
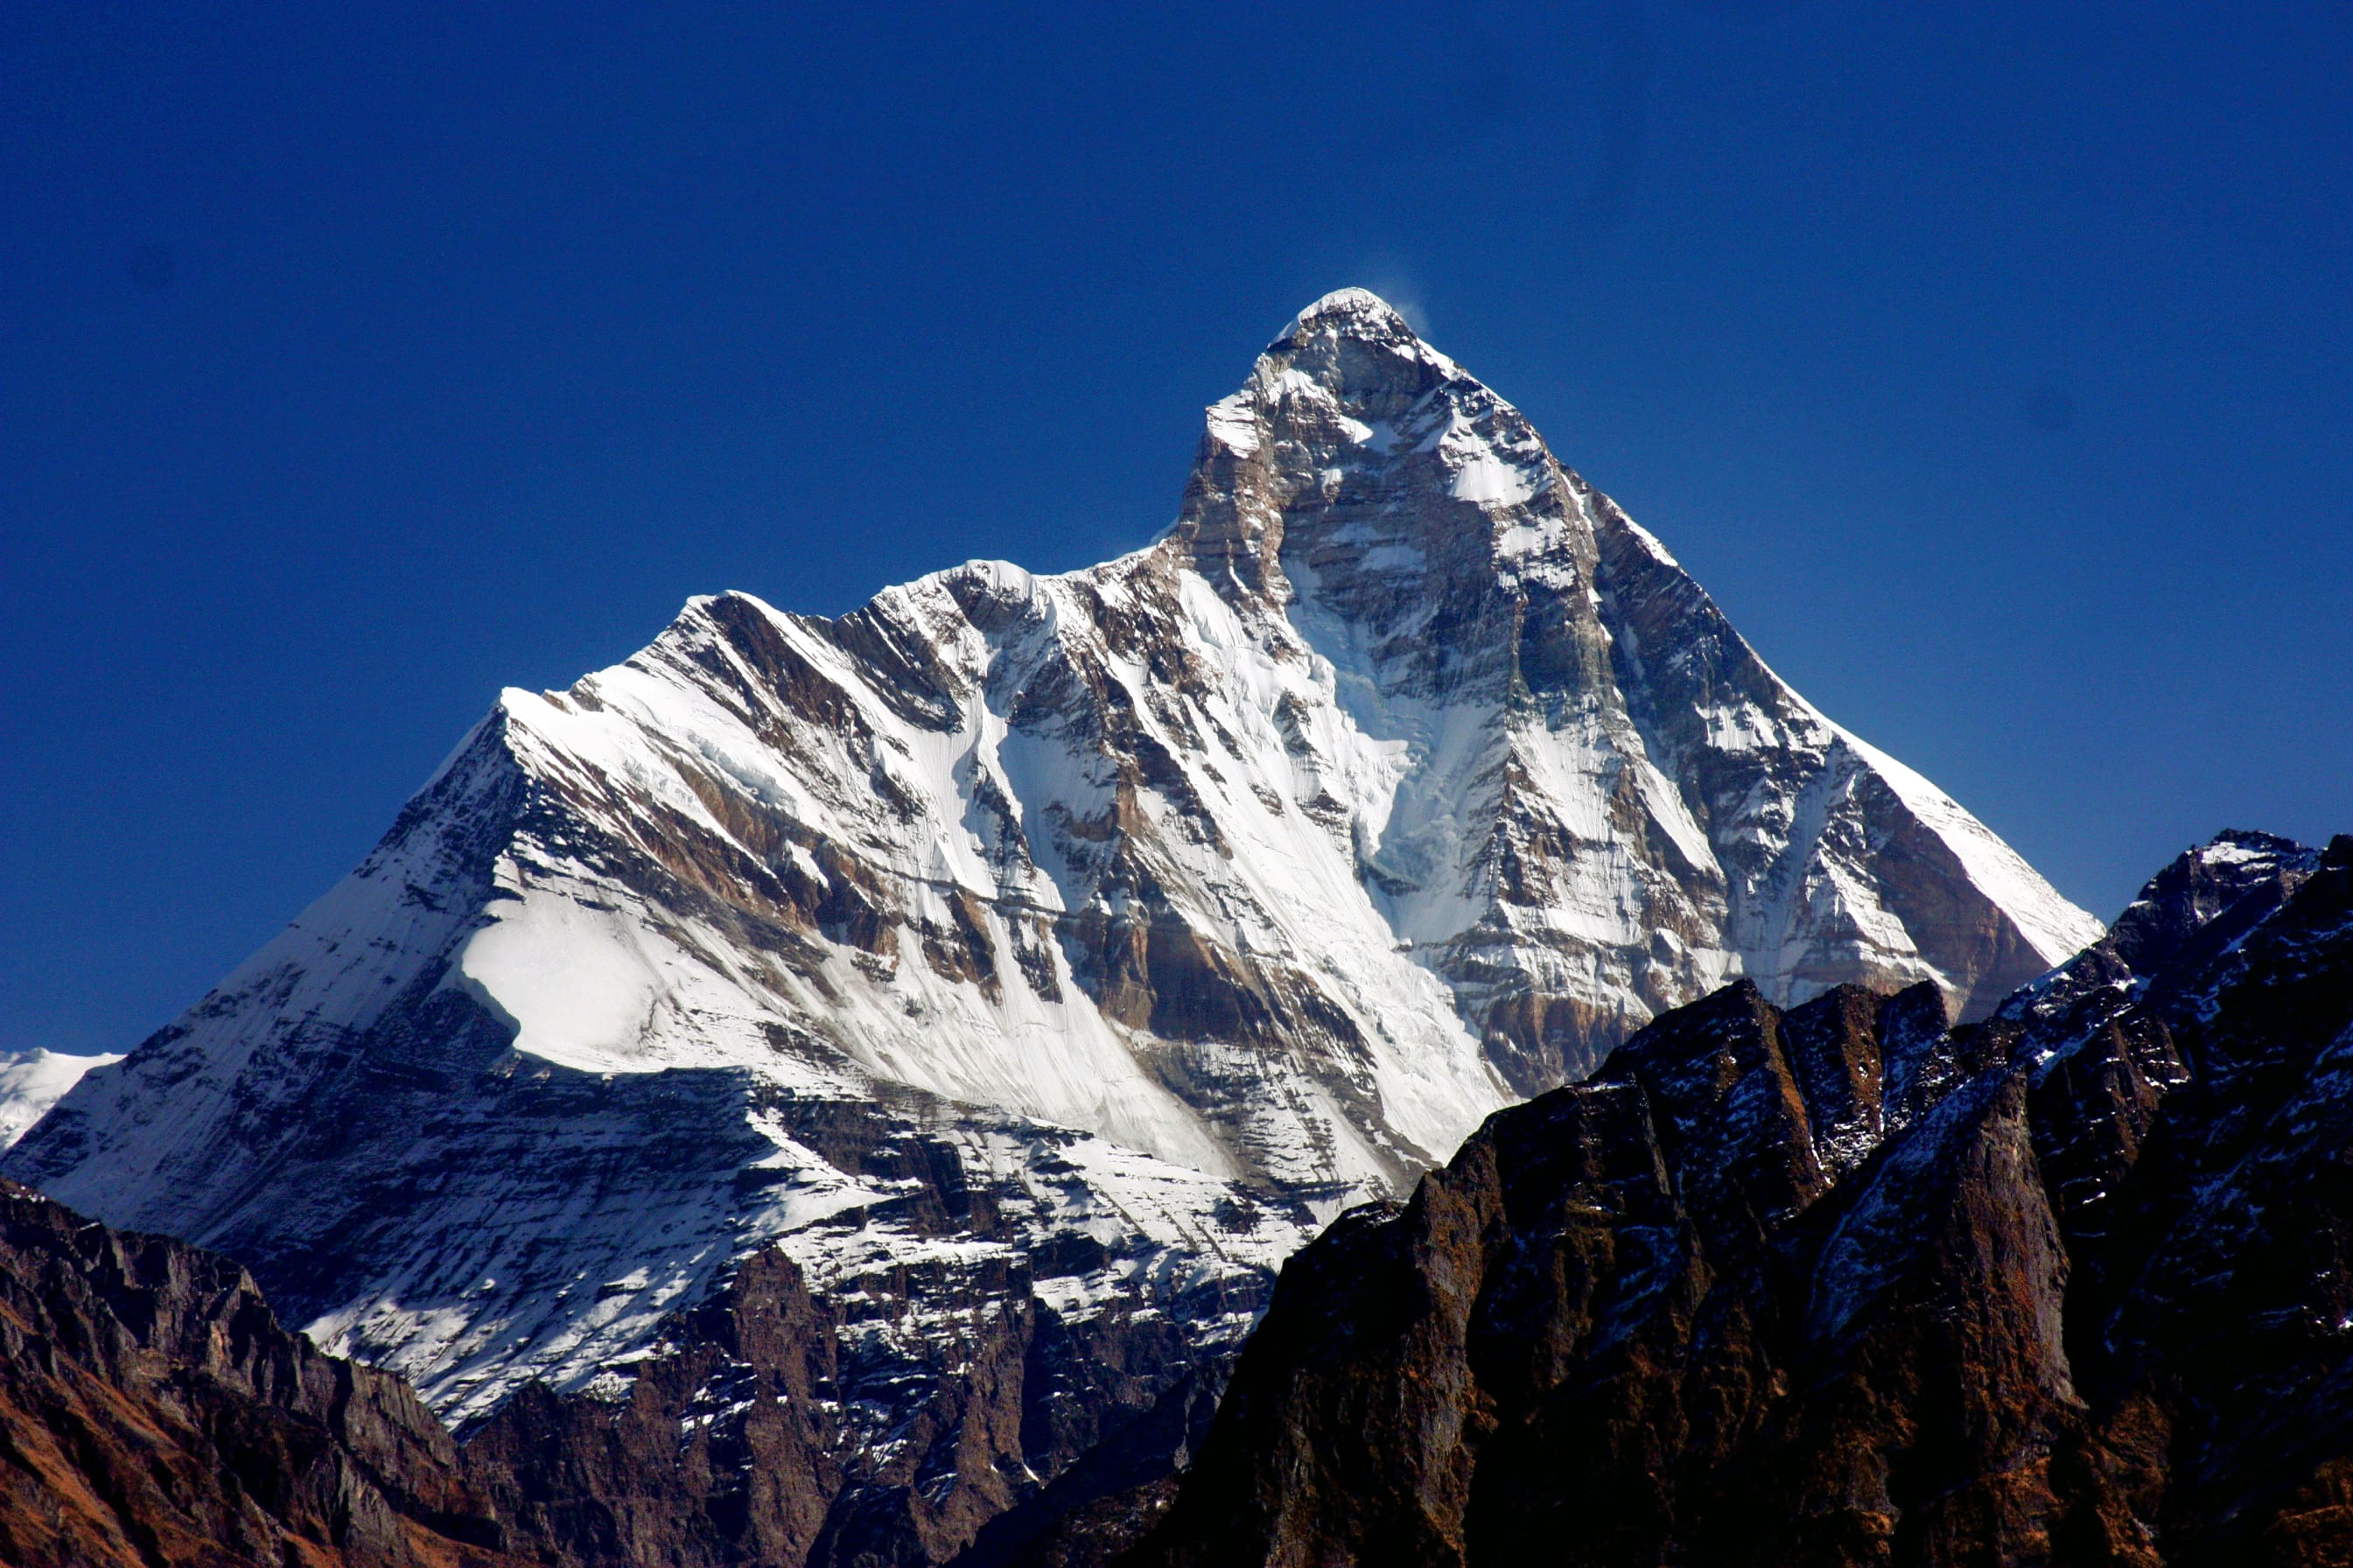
[4,290,2097,1564]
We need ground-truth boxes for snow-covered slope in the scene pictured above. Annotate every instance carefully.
[6,290,2097,1462]
[0,1050,121,1149]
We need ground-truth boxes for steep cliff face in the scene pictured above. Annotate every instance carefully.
[6,291,2093,1564]
[456,1162,1266,1568]
[1131,831,2353,1568]
[0,1179,518,1568]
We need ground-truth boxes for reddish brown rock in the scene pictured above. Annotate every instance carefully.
[0,1178,520,1568]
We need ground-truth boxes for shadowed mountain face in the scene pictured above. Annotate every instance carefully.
[1125,830,2353,1568]
[4,293,2094,1566]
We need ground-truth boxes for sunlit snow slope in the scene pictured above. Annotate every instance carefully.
[8,290,2097,1432]
[0,1050,121,1149]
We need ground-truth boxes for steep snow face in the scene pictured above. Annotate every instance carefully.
[452,555,1513,1193]
[8,290,2096,1426]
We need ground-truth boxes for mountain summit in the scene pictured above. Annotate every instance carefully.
[1186,285,2097,1069]
[5,293,2097,1558]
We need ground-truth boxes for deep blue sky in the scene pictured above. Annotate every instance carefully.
[4,3,2348,1056]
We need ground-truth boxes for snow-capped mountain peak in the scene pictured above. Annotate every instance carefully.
[8,294,2096,1472]
[1285,284,1414,331]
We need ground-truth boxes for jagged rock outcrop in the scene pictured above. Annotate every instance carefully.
[462,1215,1248,1568]
[1129,831,2353,1567]
[0,1179,518,1568]
[5,291,2097,1565]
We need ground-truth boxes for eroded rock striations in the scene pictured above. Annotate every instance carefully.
[4,291,2097,1564]
[0,1178,517,1568]
[1128,830,2353,1567]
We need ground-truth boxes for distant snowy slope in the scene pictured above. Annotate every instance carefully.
[0,1050,121,1149]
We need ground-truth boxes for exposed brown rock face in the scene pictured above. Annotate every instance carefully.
[458,1250,842,1568]
[460,1231,1230,1568]
[1127,832,2353,1568]
[0,1178,518,1568]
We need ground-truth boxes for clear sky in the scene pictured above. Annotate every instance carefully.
[4,3,2348,1057]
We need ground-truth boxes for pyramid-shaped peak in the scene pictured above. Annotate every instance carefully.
[1278,288,1421,346]
[1249,287,1460,414]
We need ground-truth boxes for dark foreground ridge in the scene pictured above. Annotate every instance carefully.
[1128,830,2353,1567]
[0,1176,518,1568]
